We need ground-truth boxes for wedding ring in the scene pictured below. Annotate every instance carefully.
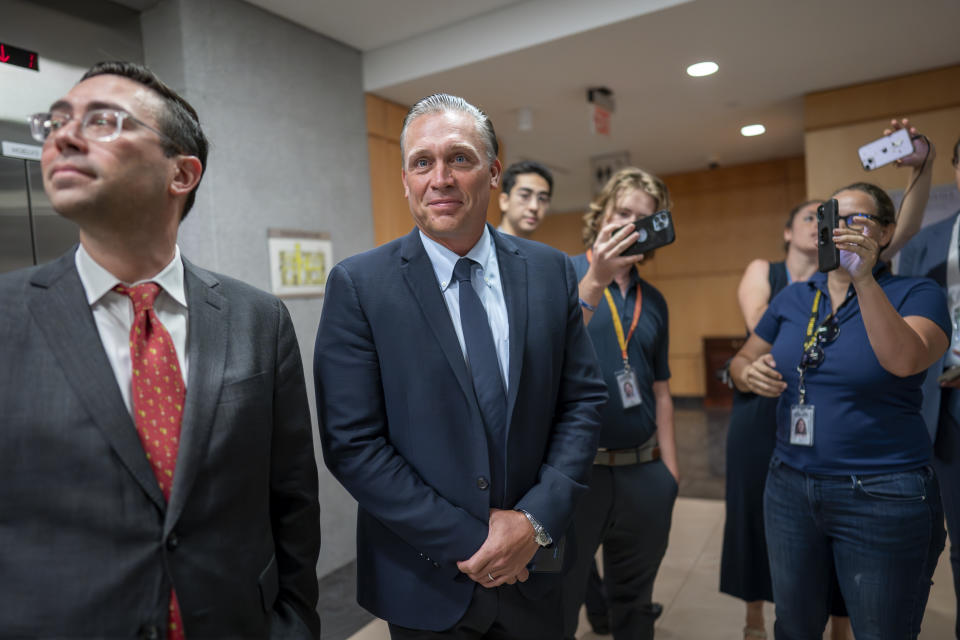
[487,572,495,582]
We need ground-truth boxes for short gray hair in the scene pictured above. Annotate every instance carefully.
[400,93,499,165]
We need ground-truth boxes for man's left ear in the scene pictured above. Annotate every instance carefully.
[490,159,502,189]
[169,155,203,198]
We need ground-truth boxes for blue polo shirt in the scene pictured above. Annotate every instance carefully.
[754,264,950,474]
[572,254,670,449]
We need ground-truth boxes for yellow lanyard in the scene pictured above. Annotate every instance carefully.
[803,290,822,351]
[586,249,643,365]
[602,286,643,366]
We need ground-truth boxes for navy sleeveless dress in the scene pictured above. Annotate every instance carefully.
[719,261,787,602]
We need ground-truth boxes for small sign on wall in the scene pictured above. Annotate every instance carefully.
[267,229,332,298]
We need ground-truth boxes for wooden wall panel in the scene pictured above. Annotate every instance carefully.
[803,65,960,201]
[804,65,960,132]
[806,106,960,201]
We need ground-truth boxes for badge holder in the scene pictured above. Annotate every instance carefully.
[616,364,642,408]
[790,361,814,447]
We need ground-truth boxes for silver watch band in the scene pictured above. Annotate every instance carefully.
[518,509,553,546]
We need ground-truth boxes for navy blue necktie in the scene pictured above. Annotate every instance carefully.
[453,257,506,505]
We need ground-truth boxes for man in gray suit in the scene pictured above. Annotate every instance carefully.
[0,61,322,638]
[899,133,960,639]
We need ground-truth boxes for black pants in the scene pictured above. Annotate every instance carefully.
[388,582,563,639]
[562,460,678,640]
[936,407,960,639]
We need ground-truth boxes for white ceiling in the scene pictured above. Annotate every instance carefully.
[244,0,960,212]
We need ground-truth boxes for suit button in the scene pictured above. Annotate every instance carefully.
[166,533,179,551]
[138,625,159,640]
[477,476,489,490]
[432,562,441,568]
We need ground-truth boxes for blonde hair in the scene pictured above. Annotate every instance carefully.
[582,167,672,247]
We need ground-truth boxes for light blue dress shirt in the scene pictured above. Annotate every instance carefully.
[419,226,510,388]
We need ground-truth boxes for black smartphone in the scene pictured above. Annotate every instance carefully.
[528,535,565,573]
[817,199,840,273]
[619,210,676,256]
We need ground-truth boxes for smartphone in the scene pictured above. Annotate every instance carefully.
[528,535,565,573]
[817,199,840,273]
[858,128,915,171]
[938,365,960,384]
[619,210,676,256]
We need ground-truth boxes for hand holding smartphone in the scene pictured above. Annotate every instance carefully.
[817,199,840,272]
[858,128,915,171]
[618,210,676,256]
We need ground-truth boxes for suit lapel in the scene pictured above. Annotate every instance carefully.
[165,260,227,534]
[492,230,527,434]
[399,229,475,403]
[26,250,166,510]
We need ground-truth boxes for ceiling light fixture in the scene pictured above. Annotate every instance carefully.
[686,61,718,77]
[741,124,766,137]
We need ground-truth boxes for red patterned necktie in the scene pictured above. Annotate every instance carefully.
[114,282,186,640]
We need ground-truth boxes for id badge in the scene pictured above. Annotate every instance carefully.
[616,368,642,409]
[790,404,814,447]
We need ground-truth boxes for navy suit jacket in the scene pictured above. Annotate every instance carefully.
[899,210,960,433]
[314,226,607,630]
[0,249,322,638]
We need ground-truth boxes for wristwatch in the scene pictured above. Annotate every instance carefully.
[518,509,552,547]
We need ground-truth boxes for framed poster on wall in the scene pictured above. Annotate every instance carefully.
[267,229,332,298]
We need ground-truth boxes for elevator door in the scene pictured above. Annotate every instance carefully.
[0,151,78,275]
[0,156,36,273]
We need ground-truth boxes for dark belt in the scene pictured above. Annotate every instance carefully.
[594,444,660,466]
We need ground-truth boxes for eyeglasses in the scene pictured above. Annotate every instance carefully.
[27,109,183,152]
[801,319,840,369]
[838,213,881,226]
[514,189,551,205]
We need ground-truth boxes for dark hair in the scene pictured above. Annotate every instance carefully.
[952,134,959,168]
[501,161,553,197]
[831,182,896,225]
[783,199,823,252]
[401,93,498,164]
[81,61,208,219]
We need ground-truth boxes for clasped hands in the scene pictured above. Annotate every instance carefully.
[456,508,540,588]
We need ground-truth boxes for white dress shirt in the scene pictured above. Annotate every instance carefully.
[419,227,510,388]
[75,244,190,416]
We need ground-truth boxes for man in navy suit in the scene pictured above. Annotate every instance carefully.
[899,134,960,638]
[314,94,607,638]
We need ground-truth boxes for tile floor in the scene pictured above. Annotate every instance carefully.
[344,496,956,639]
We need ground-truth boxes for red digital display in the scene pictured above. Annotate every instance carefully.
[0,42,39,72]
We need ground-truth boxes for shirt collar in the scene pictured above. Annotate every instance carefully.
[419,225,499,291]
[75,243,187,308]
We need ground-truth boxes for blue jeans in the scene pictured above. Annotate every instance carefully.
[764,456,945,640]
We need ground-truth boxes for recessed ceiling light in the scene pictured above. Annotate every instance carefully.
[741,124,766,137]
[686,61,718,77]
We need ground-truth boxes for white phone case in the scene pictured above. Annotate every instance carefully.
[858,128,914,171]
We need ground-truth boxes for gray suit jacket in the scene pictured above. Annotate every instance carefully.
[0,249,322,638]
[899,210,960,437]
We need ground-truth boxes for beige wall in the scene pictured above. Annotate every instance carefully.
[805,65,960,198]
[531,157,807,396]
